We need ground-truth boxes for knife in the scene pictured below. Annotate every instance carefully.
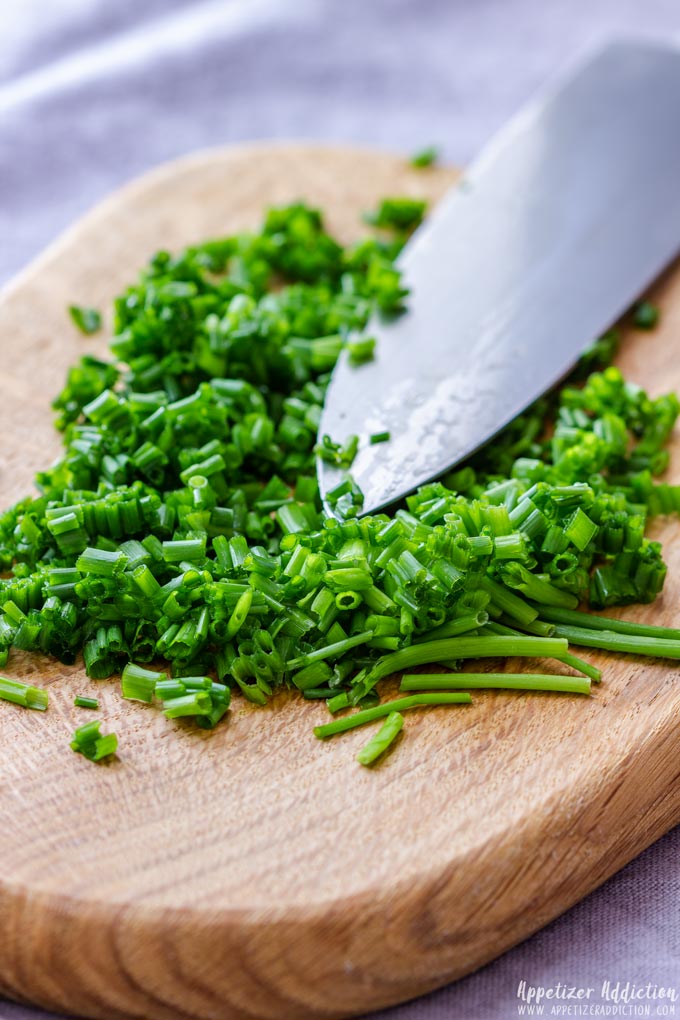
[317,39,680,515]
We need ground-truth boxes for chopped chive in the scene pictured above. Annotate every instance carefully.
[286,630,375,671]
[347,337,376,366]
[195,700,230,729]
[363,197,427,231]
[87,733,118,760]
[633,301,659,330]
[291,660,333,691]
[563,508,598,552]
[76,547,128,577]
[399,672,591,695]
[369,431,391,444]
[499,562,579,609]
[327,691,351,714]
[155,678,187,700]
[68,305,102,335]
[70,720,117,761]
[225,589,252,639]
[74,695,99,709]
[314,693,470,739]
[0,676,49,711]
[121,662,165,703]
[356,711,405,765]
[162,539,205,563]
[162,691,212,718]
[409,145,439,168]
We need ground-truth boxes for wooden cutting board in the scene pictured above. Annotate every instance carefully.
[1,144,679,1020]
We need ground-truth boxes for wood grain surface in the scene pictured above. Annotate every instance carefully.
[0,144,679,1020]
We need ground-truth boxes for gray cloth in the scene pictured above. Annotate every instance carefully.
[0,1,679,1017]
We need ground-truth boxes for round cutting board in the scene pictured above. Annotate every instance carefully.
[1,145,680,1020]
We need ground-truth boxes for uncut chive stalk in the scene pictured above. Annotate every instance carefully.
[485,625,598,681]
[356,711,404,765]
[539,606,680,641]
[315,693,471,739]
[551,625,680,659]
[399,673,591,695]
[0,676,49,711]
[361,636,569,691]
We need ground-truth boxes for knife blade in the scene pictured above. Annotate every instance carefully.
[318,39,680,515]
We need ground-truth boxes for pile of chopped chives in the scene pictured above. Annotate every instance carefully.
[0,198,676,765]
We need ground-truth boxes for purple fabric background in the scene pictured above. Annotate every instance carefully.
[0,1,679,1017]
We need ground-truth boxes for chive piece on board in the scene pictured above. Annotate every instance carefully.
[399,673,591,695]
[0,676,49,711]
[74,695,99,710]
[68,305,102,335]
[314,693,471,739]
[409,145,439,168]
[356,711,405,765]
[70,719,118,761]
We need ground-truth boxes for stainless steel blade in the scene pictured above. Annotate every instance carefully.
[318,39,680,515]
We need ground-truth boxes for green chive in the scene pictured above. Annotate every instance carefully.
[2,199,679,771]
[552,624,680,659]
[633,301,659,330]
[121,662,165,703]
[539,606,680,641]
[0,676,49,711]
[356,711,405,765]
[409,145,439,168]
[399,672,591,695]
[162,691,212,718]
[68,305,102,335]
[74,695,99,709]
[314,693,470,739]
[286,630,375,671]
[361,636,568,691]
[70,720,118,761]
[327,691,351,714]
[556,652,602,683]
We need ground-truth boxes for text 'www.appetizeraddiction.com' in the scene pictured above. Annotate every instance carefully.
[516,980,677,1016]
